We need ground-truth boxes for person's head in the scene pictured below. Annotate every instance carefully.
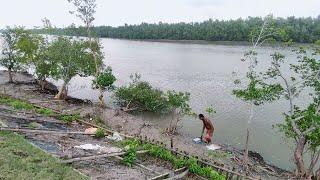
[198,114,204,120]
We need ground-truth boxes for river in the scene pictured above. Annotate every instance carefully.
[2,37,308,170]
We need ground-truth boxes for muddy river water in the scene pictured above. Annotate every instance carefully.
[2,38,310,170]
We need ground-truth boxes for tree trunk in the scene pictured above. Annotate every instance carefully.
[98,88,105,108]
[294,136,306,177]
[55,81,67,100]
[243,128,250,170]
[8,68,13,83]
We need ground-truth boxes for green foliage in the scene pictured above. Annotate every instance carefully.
[48,37,96,83]
[93,66,116,91]
[206,105,216,115]
[35,108,54,116]
[122,140,139,167]
[57,113,80,124]
[142,142,225,179]
[114,74,191,114]
[0,27,32,82]
[233,79,284,105]
[39,16,320,43]
[94,128,105,138]
[114,74,169,113]
[0,95,34,110]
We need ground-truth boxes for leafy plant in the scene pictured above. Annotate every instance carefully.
[114,74,170,113]
[57,113,80,124]
[92,66,116,107]
[94,128,105,138]
[47,37,96,99]
[206,105,216,116]
[122,140,139,167]
[0,27,33,83]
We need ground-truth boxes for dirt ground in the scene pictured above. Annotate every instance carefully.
[0,71,292,179]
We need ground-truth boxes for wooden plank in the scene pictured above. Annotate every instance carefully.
[149,173,170,180]
[0,127,90,135]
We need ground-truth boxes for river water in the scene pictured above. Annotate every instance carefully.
[1,37,308,170]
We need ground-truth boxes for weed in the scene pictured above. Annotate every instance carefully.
[27,122,39,129]
[95,128,105,138]
[122,139,139,167]
[36,108,54,116]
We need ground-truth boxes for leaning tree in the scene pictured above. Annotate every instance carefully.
[48,37,96,99]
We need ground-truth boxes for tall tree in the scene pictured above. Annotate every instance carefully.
[67,0,110,107]
[233,15,284,169]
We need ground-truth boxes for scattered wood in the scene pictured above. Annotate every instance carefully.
[149,172,170,180]
[62,150,149,164]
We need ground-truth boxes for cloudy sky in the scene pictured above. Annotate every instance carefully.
[1,0,319,29]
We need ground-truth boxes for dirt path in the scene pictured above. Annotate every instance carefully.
[0,71,292,179]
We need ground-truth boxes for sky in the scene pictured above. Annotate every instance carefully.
[0,0,319,29]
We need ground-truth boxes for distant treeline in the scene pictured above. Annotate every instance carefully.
[35,16,320,43]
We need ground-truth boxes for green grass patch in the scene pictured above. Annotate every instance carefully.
[0,131,87,180]
[27,122,40,129]
[0,95,34,110]
[57,113,80,124]
[35,108,54,116]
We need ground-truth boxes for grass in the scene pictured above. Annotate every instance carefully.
[27,122,40,129]
[0,131,87,180]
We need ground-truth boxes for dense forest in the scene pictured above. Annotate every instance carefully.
[35,16,320,43]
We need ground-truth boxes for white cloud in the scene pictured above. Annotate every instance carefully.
[0,0,319,29]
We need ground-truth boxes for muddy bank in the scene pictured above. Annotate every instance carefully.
[0,71,291,179]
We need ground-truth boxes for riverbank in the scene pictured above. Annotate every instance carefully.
[0,70,292,179]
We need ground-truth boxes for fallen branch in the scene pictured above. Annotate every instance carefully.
[149,172,170,180]
[62,150,149,164]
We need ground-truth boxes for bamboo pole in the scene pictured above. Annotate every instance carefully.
[62,150,149,164]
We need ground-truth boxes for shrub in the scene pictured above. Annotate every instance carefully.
[95,128,105,138]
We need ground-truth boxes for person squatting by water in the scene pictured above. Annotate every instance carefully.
[199,114,214,143]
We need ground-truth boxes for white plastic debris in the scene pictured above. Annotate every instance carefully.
[192,137,202,144]
[107,132,123,142]
[74,144,103,150]
[206,144,221,151]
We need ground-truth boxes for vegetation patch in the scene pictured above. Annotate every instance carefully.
[122,139,225,179]
[57,113,81,124]
[0,131,87,180]
[94,128,105,138]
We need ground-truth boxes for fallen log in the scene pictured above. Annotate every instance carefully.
[62,150,149,164]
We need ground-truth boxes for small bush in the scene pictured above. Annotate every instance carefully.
[95,128,105,138]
